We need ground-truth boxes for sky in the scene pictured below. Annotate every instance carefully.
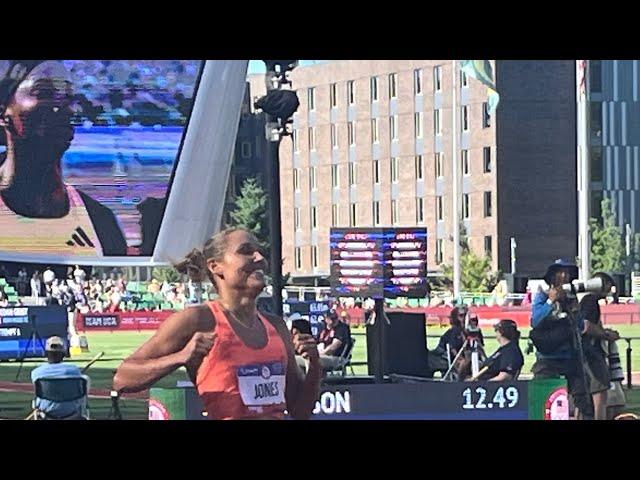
[247,60,328,75]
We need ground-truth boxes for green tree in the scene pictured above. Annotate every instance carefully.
[228,176,270,255]
[441,225,500,292]
[152,266,182,283]
[590,198,625,274]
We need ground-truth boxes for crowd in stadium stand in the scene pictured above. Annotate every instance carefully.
[60,60,200,127]
[0,264,211,313]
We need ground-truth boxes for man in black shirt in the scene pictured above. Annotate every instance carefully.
[579,272,620,420]
[317,309,352,371]
[476,319,524,381]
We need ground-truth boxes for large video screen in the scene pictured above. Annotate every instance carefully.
[0,60,203,258]
[330,227,428,299]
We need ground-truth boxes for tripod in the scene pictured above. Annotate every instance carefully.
[15,314,46,381]
[441,337,487,381]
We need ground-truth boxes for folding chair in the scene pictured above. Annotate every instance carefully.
[32,376,89,420]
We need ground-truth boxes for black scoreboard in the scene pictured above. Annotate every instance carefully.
[330,228,428,299]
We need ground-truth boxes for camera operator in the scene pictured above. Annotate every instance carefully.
[474,319,524,381]
[579,272,620,420]
[529,259,593,419]
[428,306,466,375]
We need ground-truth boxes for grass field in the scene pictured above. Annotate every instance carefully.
[1,325,639,420]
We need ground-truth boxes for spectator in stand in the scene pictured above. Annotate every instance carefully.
[43,267,55,290]
[30,271,42,299]
[521,287,533,306]
[17,267,28,296]
[0,289,8,307]
[73,265,86,285]
[148,279,161,294]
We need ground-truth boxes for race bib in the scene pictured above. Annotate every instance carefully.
[237,361,286,407]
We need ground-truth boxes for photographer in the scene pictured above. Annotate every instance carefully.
[474,319,524,381]
[529,259,593,419]
[579,272,620,420]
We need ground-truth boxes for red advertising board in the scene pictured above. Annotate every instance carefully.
[76,311,175,332]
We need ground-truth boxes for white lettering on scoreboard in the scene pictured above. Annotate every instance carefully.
[313,391,351,415]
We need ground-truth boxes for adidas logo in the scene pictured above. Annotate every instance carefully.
[65,227,95,248]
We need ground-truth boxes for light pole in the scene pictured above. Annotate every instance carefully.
[257,61,299,317]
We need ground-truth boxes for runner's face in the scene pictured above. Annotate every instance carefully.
[3,74,74,156]
[210,230,268,294]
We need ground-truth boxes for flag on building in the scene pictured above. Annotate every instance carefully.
[460,60,500,114]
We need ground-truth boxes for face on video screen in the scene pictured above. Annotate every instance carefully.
[0,60,203,257]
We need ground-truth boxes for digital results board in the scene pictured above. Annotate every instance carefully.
[329,228,427,299]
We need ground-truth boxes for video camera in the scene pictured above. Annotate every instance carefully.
[463,315,484,349]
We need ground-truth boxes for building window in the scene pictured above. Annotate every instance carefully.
[240,141,252,158]
[482,102,491,128]
[391,157,399,183]
[484,236,492,259]
[462,105,469,132]
[310,166,317,190]
[415,155,424,180]
[591,190,603,220]
[389,73,398,99]
[590,102,602,140]
[311,206,317,229]
[415,112,423,139]
[292,129,299,152]
[461,70,468,87]
[390,115,398,141]
[295,247,302,270]
[332,164,339,188]
[330,83,338,108]
[371,76,379,102]
[348,80,356,105]
[294,207,300,231]
[590,60,602,94]
[483,146,492,173]
[590,147,603,183]
[307,87,315,111]
[462,194,470,219]
[312,246,318,268]
[373,160,380,184]
[371,118,379,143]
[484,191,492,217]
[373,201,381,226]
[416,197,425,223]
[332,204,339,226]
[414,69,423,95]
[437,196,443,221]
[434,109,442,136]
[293,168,300,191]
[436,239,443,264]
[308,127,316,151]
[331,123,338,149]
[461,149,469,175]
[391,200,399,225]
[434,66,442,92]
[349,203,357,227]
[435,152,444,178]
[348,121,356,145]
[349,162,357,186]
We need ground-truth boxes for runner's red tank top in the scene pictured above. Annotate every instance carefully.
[195,301,288,420]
